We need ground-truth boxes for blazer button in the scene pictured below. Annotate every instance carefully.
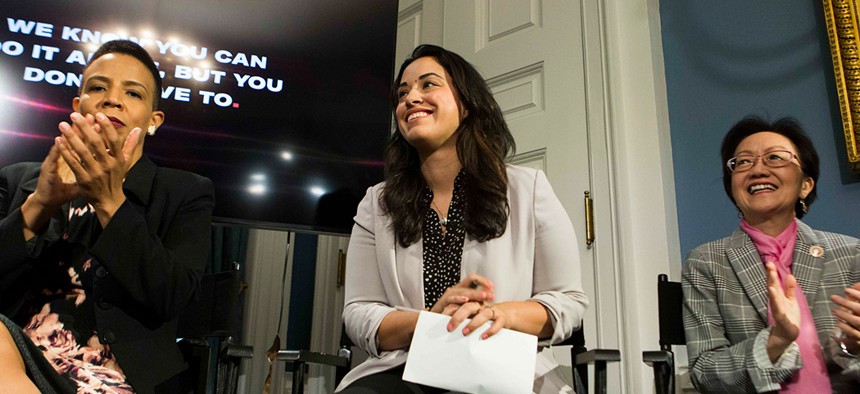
[101,331,116,344]
[97,299,113,310]
[95,266,108,278]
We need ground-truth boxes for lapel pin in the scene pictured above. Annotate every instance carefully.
[809,245,824,258]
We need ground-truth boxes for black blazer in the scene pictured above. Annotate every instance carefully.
[0,156,214,393]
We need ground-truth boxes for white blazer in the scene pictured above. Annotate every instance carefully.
[338,165,588,390]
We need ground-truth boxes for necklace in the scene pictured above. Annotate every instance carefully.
[431,200,448,226]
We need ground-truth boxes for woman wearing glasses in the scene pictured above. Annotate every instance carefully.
[682,116,860,393]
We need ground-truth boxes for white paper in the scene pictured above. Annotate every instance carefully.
[403,310,537,394]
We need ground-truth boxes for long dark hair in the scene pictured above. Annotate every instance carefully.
[720,116,819,219]
[382,45,515,247]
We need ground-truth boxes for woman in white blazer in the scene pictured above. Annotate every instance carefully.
[337,45,588,393]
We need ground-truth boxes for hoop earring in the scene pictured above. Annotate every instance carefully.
[147,125,156,136]
[799,199,808,213]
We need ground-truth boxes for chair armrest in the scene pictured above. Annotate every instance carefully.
[642,349,676,394]
[222,343,253,359]
[575,349,621,365]
[642,350,673,365]
[276,349,350,368]
[573,348,620,394]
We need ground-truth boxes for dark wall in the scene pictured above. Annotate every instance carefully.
[660,0,860,257]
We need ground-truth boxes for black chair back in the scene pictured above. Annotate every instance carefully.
[178,270,242,338]
[657,273,685,350]
[643,273,685,394]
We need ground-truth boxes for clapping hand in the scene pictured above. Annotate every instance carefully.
[765,261,801,361]
[56,112,140,227]
[831,282,860,355]
[30,143,81,211]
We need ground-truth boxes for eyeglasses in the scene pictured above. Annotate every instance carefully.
[726,150,799,173]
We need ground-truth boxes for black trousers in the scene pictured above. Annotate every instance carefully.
[338,366,450,394]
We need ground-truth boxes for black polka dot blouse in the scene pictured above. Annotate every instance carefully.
[422,170,467,309]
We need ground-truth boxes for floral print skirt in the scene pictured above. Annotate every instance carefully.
[22,305,134,394]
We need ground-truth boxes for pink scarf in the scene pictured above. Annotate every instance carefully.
[740,219,830,392]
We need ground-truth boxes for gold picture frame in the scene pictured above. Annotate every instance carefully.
[823,0,860,173]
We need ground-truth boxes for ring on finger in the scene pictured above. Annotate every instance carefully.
[482,303,495,320]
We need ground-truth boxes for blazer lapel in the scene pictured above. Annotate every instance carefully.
[395,237,424,309]
[791,221,824,307]
[378,199,421,309]
[725,227,770,323]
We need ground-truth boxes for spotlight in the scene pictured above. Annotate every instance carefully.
[248,184,266,195]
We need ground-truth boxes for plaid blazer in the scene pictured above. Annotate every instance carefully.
[682,220,860,393]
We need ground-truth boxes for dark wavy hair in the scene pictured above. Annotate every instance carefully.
[83,40,162,109]
[382,45,515,247]
[720,116,819,219]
